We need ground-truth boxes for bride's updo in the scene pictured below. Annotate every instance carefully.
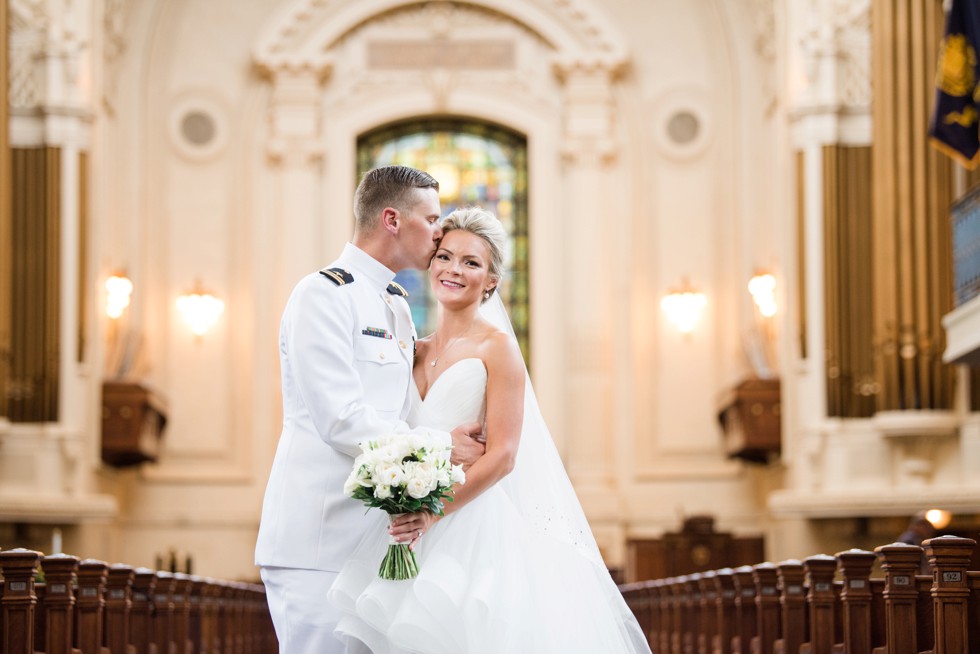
[440,207,507,302]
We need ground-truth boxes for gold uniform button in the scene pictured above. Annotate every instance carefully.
[399,340,407,349]
[379,353,385,360]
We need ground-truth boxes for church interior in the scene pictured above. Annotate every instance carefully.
[2,0,980,627]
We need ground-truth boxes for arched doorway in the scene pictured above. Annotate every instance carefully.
[357,118,530,362]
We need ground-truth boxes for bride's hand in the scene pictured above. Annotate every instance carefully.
[389,511,440,548]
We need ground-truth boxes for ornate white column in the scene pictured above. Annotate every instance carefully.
[553,56,624,517]
[257,59,332,312]
[0,0,115,522]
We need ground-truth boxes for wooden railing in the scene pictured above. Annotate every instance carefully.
[620,535,980,654]
[0,548,277,654]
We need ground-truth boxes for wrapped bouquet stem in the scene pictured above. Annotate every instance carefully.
[344,433,466,580]
[379,514,420,580]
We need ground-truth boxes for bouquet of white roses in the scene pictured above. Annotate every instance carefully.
[344,433,466,580]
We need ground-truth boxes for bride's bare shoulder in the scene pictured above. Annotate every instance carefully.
[478,328,523,373]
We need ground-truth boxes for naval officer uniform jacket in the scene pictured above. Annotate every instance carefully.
[255,243,450,573]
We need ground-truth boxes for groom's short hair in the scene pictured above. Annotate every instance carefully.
[354,165,439,233]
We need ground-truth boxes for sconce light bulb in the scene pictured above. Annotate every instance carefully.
[176,291,225,336]
[925,508,952,529]
[748,273,778,318]
[661,290,707,334]
[105,274,134,319]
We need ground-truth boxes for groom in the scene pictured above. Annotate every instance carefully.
[255,165,486,653]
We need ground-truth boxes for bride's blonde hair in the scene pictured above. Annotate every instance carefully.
[440,207,507,302]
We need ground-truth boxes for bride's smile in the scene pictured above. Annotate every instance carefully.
[429,229,497,308]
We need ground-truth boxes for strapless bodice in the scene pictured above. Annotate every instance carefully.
[408,358,487,431]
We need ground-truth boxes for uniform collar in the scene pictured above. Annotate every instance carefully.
[337,242,396,292]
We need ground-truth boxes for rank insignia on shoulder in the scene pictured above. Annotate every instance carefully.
[362,326,393,339]
[386,281,408,297]
[319,267,354,286]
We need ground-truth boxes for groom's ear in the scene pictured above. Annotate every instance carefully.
[380,207,399,234]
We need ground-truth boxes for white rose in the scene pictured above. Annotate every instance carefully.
[450,464,466,485]
[373,485,392,500]
[343,473,360,496]
[406,477,430,499]
[375,462,405,488]
[412,462,439,491]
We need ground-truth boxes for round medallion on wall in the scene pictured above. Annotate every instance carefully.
[168,95,228,162]
[651,90,711,161]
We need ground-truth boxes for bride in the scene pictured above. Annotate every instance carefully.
[328,208,652,654]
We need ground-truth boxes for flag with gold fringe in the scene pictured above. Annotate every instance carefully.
[929,0,980,169]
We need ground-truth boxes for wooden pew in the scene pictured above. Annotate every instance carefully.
[751,563,780,654]
[712,568,735,654]
[0,550,276,654]
[75,559,109,654]
[802,554,838,654]
[40,553,80,654]
[130,568,157,654]
[731,565,757,654]
[153,571,177,654]
[924,536,974,654]
[835,548,876,654]
[0,548,41,654]
[104,563,135,654]
[774,560,804,654]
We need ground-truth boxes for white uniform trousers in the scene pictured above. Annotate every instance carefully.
[261,567,372,654]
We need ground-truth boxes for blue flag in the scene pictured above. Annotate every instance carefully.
[929,0,980,169]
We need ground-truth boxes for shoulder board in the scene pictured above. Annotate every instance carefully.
[386,281,408,298]
[319,267,354,286]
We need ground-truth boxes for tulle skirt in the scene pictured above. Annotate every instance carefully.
[328,486,651,654]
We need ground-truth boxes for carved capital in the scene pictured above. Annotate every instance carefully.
[265,136,326,168]
[9,0,90,112]
[552,54,627,83]
[262,64,332,158]
[796,0,871,111]
[560,138,618,166]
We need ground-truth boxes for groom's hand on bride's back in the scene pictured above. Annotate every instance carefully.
[450,422,485,470]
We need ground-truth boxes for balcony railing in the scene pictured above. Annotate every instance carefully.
[951,184,980,307]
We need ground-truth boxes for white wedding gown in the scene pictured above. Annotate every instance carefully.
[328,357,652,653]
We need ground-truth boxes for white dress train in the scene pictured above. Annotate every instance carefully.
[328,353,652,654]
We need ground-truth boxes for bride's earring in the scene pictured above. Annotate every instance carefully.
[484,289,491,300]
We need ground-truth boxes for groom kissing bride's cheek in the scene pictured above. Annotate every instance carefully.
[257,165,651,654]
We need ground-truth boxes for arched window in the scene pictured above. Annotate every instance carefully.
[357,119,530,363]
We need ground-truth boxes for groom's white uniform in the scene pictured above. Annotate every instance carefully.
[256,243,450,654]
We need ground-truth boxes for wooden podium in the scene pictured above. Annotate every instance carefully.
[101,381,168,466]
[717,377,781,463]
[626,515,765,582]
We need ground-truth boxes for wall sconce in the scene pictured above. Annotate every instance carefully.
[748,272,777,317]
[661,281,707,334]
[105,274,134,319]
[176,282,224,336]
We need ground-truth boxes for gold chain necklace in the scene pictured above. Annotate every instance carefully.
[429,329,473,367]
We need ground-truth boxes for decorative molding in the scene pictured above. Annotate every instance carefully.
[253,0,628,66]
[8,0,91,122]
[103,0,126,64]
[798,0,871,110]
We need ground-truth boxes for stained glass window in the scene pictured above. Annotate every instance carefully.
[357,119,530,364]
